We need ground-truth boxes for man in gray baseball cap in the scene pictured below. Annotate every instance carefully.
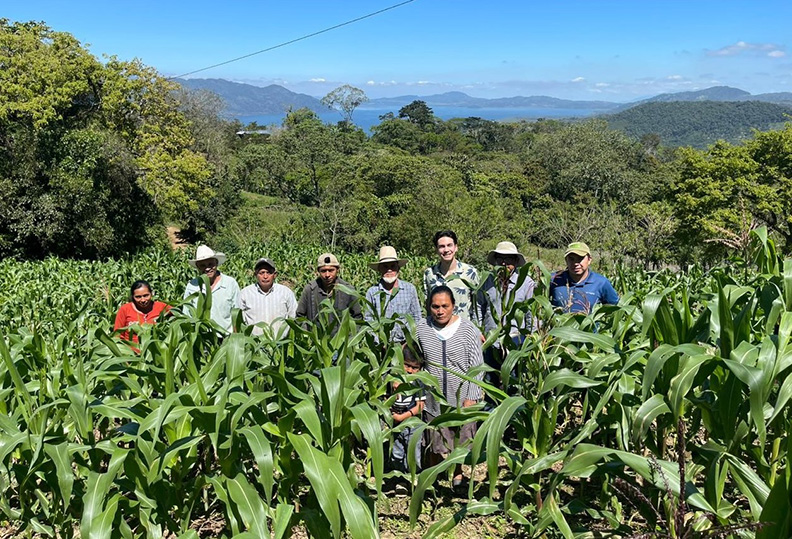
[239,257,297,336]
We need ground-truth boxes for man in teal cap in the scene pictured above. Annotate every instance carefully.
[549,242,619,313]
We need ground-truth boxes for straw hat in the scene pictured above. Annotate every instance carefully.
[368,245,408,270]
[487,241,526,267]
[189,245,226,269]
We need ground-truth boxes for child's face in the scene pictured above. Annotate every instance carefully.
[404,362,421,374]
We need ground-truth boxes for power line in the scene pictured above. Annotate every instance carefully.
[170,0,417,79]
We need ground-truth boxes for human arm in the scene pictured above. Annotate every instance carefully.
[295,286,309,319]
[462,325,484,404]
[363,287,376,323]
[601,278,620,306]
[286,289,297,319]
[392,400,424,423]
[113,304,132,341]
[113,305,127,333]
[231,280,241,309]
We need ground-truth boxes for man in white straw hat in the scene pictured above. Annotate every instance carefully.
[364,246,422,343]
[480,241,536,392]
[183,244,240,333]
[484,241,535,335]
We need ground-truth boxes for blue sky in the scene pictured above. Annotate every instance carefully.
[5,0,791,102]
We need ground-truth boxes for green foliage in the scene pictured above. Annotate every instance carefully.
[607,100,792,148]
[0,20,239,258]
[673,126,792,261]
[1,232,790,537]
[320,84,369,124]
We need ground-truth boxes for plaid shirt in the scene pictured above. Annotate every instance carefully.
[364,279,423,342]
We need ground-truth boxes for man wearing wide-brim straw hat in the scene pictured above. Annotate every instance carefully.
[364,246,422,343]
[183,244,240,333]
[483,241,536,338]
[549,241,619,314]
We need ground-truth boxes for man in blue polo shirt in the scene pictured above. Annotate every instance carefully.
[550,242,619,313]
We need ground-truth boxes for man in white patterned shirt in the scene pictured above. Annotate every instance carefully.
[422,230,487,341]
[239,257,297,336]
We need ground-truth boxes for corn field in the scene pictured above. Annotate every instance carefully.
[1,232,791,538]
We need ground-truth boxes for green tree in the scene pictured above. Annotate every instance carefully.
[673,136,785,261]
[529,119,655,204]
[0,20,224,257]
[276,108,339,206]
[398,100,435,129]
[320,84,369,124]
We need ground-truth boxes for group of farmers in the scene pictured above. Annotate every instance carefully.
[113,230,618,487]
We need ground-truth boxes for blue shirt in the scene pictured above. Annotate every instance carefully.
[364,279,423,342]
[549,270,619,314]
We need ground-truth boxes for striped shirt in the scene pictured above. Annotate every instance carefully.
[415,317,484,416]
[364,279,423,342]
[239,282,297,336]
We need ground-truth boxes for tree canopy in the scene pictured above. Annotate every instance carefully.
[0,20,236,257]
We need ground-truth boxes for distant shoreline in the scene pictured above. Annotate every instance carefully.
[235,105,603,131]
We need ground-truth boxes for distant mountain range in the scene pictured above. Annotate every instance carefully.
[176,78,792,118]
[612,86,792,112]
[362,91,618,111]
[176,78,321,115]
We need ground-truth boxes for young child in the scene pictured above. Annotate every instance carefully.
[389,347,426,473]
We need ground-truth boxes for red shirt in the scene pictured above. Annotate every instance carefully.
[113,301,170,343]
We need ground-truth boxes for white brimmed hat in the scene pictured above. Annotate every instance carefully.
[487,241,526,267]
[369,245,408,270]
[189,245,226,269]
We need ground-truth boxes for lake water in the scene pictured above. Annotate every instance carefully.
[236,106,604,132]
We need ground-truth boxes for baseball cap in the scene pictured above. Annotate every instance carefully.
[254,257,277,273]
[564,242,591,257]
[317,253,340,268]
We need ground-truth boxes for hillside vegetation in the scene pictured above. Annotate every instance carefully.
[607,100,792,147]
[4,20,792,272]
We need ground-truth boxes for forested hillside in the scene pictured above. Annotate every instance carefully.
[606,100,792,147]
[3,21,792,270]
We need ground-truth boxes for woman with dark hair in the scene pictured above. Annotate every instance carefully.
[114,280,169,343]
[415,285,484,487]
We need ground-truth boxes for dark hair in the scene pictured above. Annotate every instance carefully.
[130,280,152,299]
[403,346,424,367]
[428,285,455,305]
[433,230,458,247]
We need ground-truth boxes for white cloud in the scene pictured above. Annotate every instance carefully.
[309,78,326,83]
[595,82,610,87]
[571,77,585,83]
[417,80,431,85]
[366,80,375,86]
[708,41,786,58]
[666,75,684,80]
